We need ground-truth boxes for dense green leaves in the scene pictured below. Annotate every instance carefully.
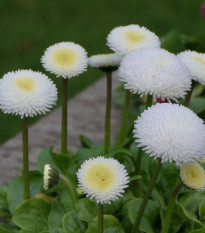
[75,198,97,223]
[7,171,43,213]
[12,198,50,232]
[86,215,125,233]
[48,197,65,228]
[62,210,86,233]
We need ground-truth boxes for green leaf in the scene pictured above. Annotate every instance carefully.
[129,175,142,182]
[128,198,160,226]
[75,198,97,223]
[190,97,205,115]
[0,222,19,233]
[48,197,65,228]
[74,146,104,163]
[199,197,205,220]
[7,171,43,213]
[157,162,179,198]
[104,190,133,218]
[112,150,135,173]
[176,201,205,227]
[161,30,185,53]
[140,153,156,189]
[60,183,75,212]
[86,215,125,233]
[121,199,134,233]
[79,135,99,148]
[51,151,77,178]
[0,208,12,222]
[12,198,50,232]
[62,210,86,233]
[179,191,205,213]
[0,186,8,208]
[189,229,205,233]
[37,146,56,174]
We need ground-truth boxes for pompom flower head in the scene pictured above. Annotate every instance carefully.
[0,70,57,118]
[41,42,88,78]
[133,103,205,166]
[119,48,191,101]
[77,156,129,204]
[43,165,60,190]
[107,24,160,55]
[178,50,205,86]
[180,162,205,190]
[88,53,122,72]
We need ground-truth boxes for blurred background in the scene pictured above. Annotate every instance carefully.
[0,0,204,145]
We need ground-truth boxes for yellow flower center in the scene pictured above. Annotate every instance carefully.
[194,55,205,65]
[180,163,205,190]
[125,30,146,45]
[52,48,77,67]
[85,163,116,191]
[15,77,36,91]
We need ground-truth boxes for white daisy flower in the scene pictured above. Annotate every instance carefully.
[0,70,57,118]
[119,48,191,101]
[107,24,160,55]
[88,53,122,72]
[178,50,205,86]
[77,156,129,204]
[41,42,88,78]
[180,162,205,191]
[133,103,205,166]
[43,164,60,190]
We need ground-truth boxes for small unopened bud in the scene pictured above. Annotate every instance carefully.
[43,164,60,190]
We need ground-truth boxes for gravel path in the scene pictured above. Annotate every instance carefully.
[0,75,121,185]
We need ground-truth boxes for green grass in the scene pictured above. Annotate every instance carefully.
[0,0,204,144]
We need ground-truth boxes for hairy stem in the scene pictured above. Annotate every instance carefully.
[132,159,162,233]
[98,204,104,233]
[22,117,30,199]
[61,78,68,154]
[115,90,130,149]
[161,181,183,233]
[104,72,112,154]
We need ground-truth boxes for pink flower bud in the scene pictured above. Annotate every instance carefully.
[156,98,168,103]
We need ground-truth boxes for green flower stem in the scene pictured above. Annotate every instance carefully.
[60,175,76,206]
[22,117,30,200]
[131,159,162,233]
[61,78,68,154]
[98,204,104,233]
[146,94,153,108]
[161,181,183,233]
[115,90,130,149]
[104,71,112,154]
[135,94,153,175]
[184,81,195,107]
[135,148,143,176]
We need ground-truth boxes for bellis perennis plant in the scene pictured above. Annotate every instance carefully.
[1,23,205,233]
